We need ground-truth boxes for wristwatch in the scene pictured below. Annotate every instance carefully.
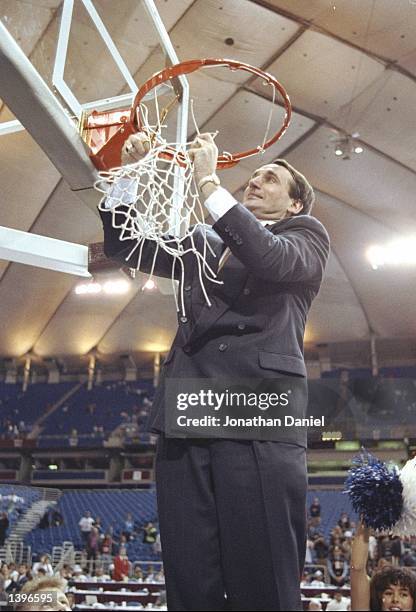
[198,174,221,190]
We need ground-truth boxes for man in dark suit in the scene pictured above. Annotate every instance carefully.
[100,132,330,611]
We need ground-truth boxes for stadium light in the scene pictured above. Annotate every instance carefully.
[367,236,416,269]
[75,278,130,295]
[143,279,157,291]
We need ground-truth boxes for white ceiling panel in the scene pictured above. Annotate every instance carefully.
[399,49,416,77]
[167,0,300,83]
[314,191,416,339]
[0,0,60,56]
[255,29,385,119]
[285,126,416,233]
[98,285,177,355]
[0,131,60,230]
[305,251,370,345]
[0,263,74,358]
[336,70,416,171]
[264,1,416,65]
[34,272,139,356]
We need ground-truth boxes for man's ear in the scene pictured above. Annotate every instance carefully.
[288,200,304,216]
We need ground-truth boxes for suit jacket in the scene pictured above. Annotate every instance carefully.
[99,202,330,445]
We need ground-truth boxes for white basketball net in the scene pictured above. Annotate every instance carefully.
[95,107,223,316]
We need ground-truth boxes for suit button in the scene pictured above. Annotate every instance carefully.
[237,323,246,331]
[183,345,191,354]
[236,238,243,245]
[180,316,188,323]
[184,284,192,292]
[224,226,230,233]
[243,287,251,295]
[218,343,228,352]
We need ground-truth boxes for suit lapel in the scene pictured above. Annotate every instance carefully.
[188,220,294,343]
[189,246,248,344]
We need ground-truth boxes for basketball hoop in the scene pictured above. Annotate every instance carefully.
[90,58,292,171]
[93,58,292,316]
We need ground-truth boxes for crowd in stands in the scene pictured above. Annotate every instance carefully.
[1,491,416,610]
[77,510,161,574]
[0,558,167,610]
[302,497,416,610]
[0,380,154,447]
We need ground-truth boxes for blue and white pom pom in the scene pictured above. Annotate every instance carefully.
[344,451,416,535]
[391,456,416,536]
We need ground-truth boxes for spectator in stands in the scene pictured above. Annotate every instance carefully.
[143,521,157,545]
[145,564,157,583]
[391,535,404,566]
[403,546,416,567]
[368,533,378,568]
[0,512,9,545]
[155,567,165,583]
[379,535,393,563]
[310,570,326,587]
[313,533,329,566]
[309,497,321,519]
[72,565,88,582]
[78,510,94,544]
[13,564,31,589]
[51,509,64,527]
[338,512,351,531]
[327,548,349,587]
[305,538,314,564]
[131,564,145,582]
[100,532,114,571]
[0,564,15,592]
[351,521,416,611]
[123,512,135,540]
[307,598,323,611]
[326,590,350,611]
[341,530,353,560]
[112,546,130,581]
[38,510,50,529]
[86,526,100,571]
[15,576,71,611]
[93,516,103,534]
[57,565,72,581]
[91,565,111,581]
[32,554,53,577]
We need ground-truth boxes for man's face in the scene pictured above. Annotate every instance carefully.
[381,583,413,611]
[242,164,301,220]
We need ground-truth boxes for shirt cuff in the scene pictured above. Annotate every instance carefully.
[204,186,238,222]
[102,178,138,209]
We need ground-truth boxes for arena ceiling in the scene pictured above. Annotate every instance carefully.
[0,0,416,368]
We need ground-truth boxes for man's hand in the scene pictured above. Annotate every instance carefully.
[188,133,218,188]
[121,132,151,165]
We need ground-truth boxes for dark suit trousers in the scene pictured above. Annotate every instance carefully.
[155,435,307,611]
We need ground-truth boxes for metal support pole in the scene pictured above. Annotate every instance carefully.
[0,21,97,191]
[370,333,378,376]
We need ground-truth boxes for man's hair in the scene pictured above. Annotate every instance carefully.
[370,566,416,611]
[16,576,67,611]
[273,159,315,216]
